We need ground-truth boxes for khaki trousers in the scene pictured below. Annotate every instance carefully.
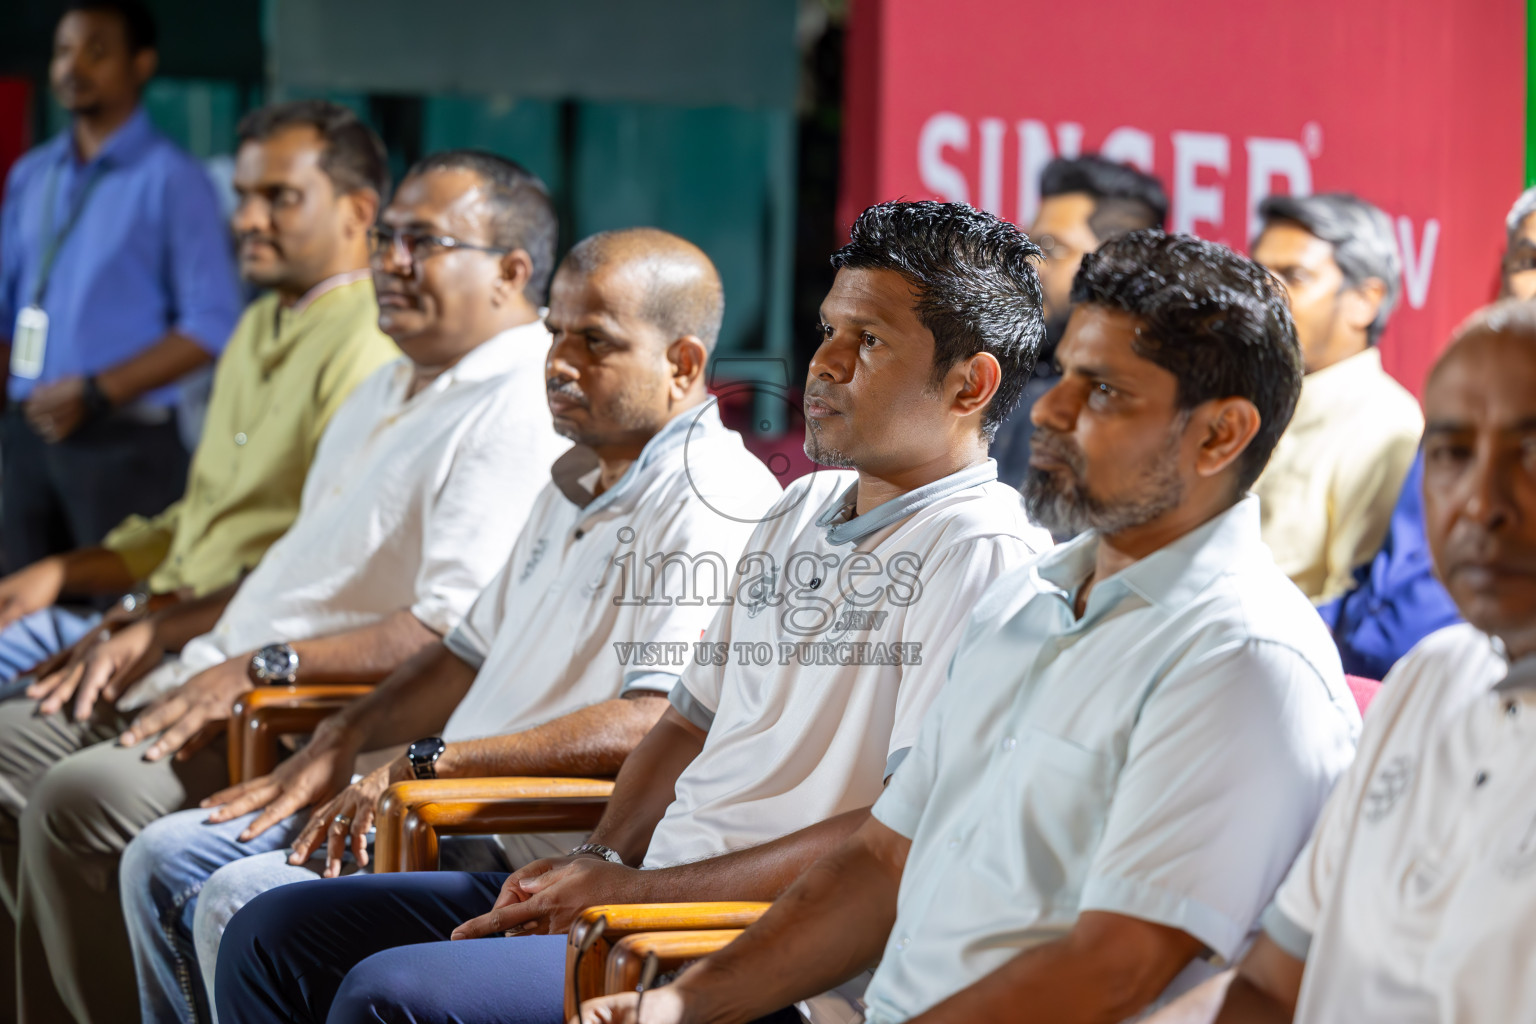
[0,697,226,1024]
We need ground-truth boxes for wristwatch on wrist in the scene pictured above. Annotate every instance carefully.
[81,374,114,422]
[248,642,299,685]
[570,842,625,865]
[407,736,447,780]
[117,587,152,615]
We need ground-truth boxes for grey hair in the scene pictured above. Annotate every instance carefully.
[1257,192,1401,345]
[1505,187,1536,245]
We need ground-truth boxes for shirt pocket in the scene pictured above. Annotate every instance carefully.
[1009,727,1116,906]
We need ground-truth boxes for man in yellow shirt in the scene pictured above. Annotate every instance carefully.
[0,99,398,693]
[1251,193,1423,602]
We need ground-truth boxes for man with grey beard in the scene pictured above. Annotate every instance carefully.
[577,230,1360,1024]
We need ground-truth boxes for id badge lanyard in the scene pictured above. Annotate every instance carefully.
[11,159,109,380]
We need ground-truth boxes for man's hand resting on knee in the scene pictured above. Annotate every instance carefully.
[28,617,164,720]
[120,656,253,761]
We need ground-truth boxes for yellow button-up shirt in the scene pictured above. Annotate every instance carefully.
[102,275,398,595]
[1253,347,1423,603]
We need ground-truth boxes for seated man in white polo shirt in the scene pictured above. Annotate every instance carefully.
[1141,300,1536,1024]
[213,199,1055,1024]
[0,149,570,1024]
[579,230,1362,1024]
[118,227,784,1024]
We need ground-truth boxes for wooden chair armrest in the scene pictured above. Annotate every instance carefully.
[227,685,376,784]
[373,777,615,873]
[566,903,770,1013]
[603,930,743,996]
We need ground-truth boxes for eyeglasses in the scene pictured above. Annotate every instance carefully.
[368,225,508,266]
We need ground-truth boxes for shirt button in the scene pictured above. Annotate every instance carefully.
[1507,701,1519,718]
[894,935,910,950]
[947,838,961,849]
[1001,736,1017,752]
[234,432,247,446]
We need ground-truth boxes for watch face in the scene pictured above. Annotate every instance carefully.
[408,737,445,763]
[254,645,297,681]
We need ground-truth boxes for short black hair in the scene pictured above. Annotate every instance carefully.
[1257,192,1401,345]
[63,0,156,52]
[1041,155,1169,240]
[237,100,390,201]
[406,150,559,303]
[831,200,1045,441]
[562,228,725,352]
[1071,230,1303,490]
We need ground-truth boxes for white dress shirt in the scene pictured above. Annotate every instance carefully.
[862,496,1360,1024]
[121,319,569,709]
[1266,624,1536,1024]
[644,460,1052,870]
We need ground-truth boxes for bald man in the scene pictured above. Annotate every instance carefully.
[119,227,783,1024]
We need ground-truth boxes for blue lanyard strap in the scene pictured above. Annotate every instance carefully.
[30,158,109,307]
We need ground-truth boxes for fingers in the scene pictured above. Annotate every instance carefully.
[140,702,210,761]
[323,807,362,878]
[351,806,373,869]
[27,661,79,706]
[120,695,185,748]
[68,654,116,721]
[288,811,328,865]
[451,901,539,941]
[236,787,303,841]
[201,776,269,813]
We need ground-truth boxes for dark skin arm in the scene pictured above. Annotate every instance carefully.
[583,818,1207,1024]
[1209,934,1303,1023]
[284,691,672,876]
[27,579,239,718]
[0,548,137,629]
[26,333,212,442]
[123,609,441,760]
[453,806,870,940]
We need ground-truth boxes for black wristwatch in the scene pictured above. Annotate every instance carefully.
[81,374,114,422]
[248,642,299,685]
[407,736,447,780]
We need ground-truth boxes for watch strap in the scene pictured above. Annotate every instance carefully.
[570,842,625,865]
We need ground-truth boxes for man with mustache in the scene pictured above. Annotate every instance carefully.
[118,227,783,1024]
[578,231,1359,1024]
[1142,300,1536,1023]
[0,150,568,1024]
[0,99,399,694]
[989,155,1169,489]
[214,199,1052,1024]
[0,0,241,570]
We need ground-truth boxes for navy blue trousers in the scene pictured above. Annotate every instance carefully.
[214,871,568,1024]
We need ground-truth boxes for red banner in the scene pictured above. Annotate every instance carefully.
[839,0,1526,394]
[0,78,33,189]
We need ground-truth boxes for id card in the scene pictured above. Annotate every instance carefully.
[11,306,47,380]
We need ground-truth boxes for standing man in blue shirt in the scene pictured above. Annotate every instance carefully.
[0,0,241,571]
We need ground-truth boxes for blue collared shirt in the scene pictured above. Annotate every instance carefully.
[1316,451,1462,680]
[0,108,240,406]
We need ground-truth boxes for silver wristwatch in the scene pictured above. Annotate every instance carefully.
[570,842,625,865]
[248,642,299,685]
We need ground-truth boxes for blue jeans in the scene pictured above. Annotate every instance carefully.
[122,809,307,1024]
[124,808,518,1024]
[215,872,567,1024]
[0,605,100,695]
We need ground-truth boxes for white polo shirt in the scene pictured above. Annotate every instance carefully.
[1265,624,1536,1024]
[861,496,1360,1024]
[643,460,1051,870]
[122,320,569,709]
[440,400,783,741]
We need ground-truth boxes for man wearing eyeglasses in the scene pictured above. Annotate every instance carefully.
[987,155,1168,490]
[0,149,568,1024]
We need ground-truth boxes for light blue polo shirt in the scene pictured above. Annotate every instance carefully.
[863,495,1361,1022]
